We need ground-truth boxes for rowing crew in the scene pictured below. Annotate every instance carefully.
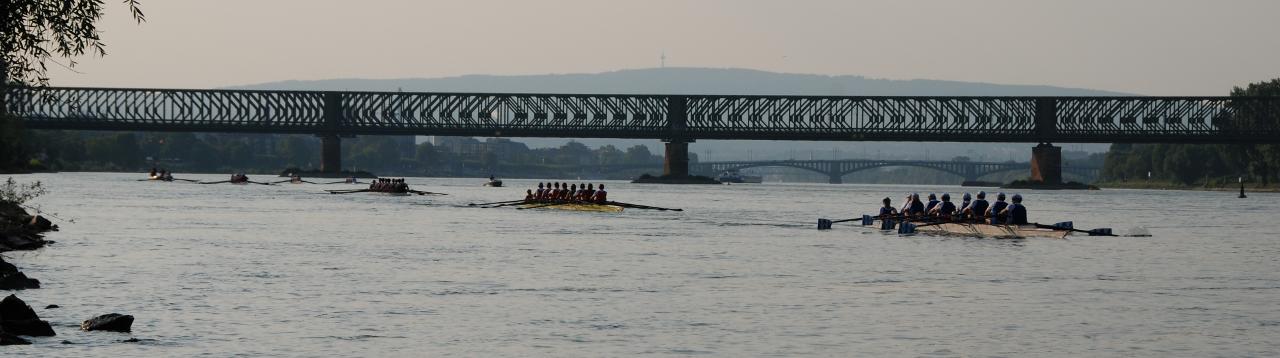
[370,178,408,192]
[148,167,174,181]
[230,173,250,183]
[524,182,608,203]
[878,191,1028,225]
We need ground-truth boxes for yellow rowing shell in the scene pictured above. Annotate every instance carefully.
[518,203,625,212]
[915,223,1069,239]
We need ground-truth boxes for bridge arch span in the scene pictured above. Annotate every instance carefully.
[835,162,968,180]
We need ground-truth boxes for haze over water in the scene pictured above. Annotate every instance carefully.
[6,173,1279,356]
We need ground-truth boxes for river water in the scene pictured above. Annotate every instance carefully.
[3,172,1278,356]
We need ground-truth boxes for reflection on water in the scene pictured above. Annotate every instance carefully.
[4,172,1280,356]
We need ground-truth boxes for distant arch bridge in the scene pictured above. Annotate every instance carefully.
[681,159,1100,184]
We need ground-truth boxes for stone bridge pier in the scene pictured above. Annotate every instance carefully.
[1030,143,1063,184]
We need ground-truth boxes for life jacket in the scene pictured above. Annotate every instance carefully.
[924,200,940,214]
[1008,203,1028,225]
[909,200,925,216]
[938,201,957,217]
[879,206,895,217]
[969,199,989,218]
[988,201,1009,224]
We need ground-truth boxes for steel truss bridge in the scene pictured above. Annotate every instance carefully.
[6,86,1280,143]
[4,86,1278,178]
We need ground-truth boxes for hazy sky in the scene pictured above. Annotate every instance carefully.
[47,0,1280,95]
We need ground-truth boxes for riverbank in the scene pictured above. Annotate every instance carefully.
[1095,180,1280,192]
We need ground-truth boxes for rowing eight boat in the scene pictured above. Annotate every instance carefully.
[518,203,625,212]
[912,222,1069,239]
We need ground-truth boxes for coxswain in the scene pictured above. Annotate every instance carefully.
[987,192,1009,224]
[878,197,898,218]
[964,191,990,221]
[1000,194,1028,225]
[929,193,957,219]
[149,167,158,177]
[591,184,607,203]
[924,193,940,214]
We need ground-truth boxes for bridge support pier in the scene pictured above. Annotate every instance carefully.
[320,134,342,174]
[1030,143,1062,184]
[663,140,690,177]
[827,171,843,184]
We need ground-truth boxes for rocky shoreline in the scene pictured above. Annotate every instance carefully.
[1,199,132,345]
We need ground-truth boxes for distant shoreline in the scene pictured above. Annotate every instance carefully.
[1096,181,1280,193]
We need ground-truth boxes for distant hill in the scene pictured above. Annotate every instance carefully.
[228,68,1123,160]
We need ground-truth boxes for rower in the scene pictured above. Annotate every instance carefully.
[525,189,535,202]
[924,193,940,214]
[906,193,925,218]
[964,191,989,221]
[149,167,158,177]
[878,197,897,218]
[581,183,595,201]
[987,192,1009,224]
[1000,194,1028,225]
[592,184,607,203]
[535,183,546,200]
[899,193,914,215]
[958,193,972,218]
[929,193,957,219]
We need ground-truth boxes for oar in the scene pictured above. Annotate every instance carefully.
[317,180,356,184]
[199,180,231,185]
[269,179,293,184]
[407,189,447,196]
[604,201,683,211]
[327,189,371,194]
[1032,223,1116,237]
[247,181,275,186]
[173,178,201,183]
[489,201,531,208]
[470,199,524,207]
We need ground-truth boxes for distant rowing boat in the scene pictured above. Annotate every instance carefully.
[517,202,624,212]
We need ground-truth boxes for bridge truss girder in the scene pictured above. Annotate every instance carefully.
[7,87,1280,144]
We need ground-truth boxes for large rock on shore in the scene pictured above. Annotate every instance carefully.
[0,295,55,336]
[0,332,32,345]
[0,201,51,253]
[0,256,40,290]
[0,271,40,290]
[81,313,134,332]
[26,215,54,232]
